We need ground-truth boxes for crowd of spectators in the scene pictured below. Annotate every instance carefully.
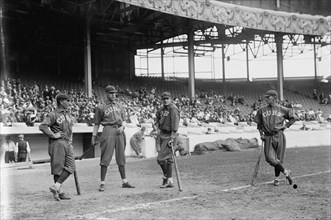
[0,78,329,128]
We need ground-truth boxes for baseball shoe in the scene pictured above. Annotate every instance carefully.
[122,182,135,188]
[273,179,280,186]
[285,170,293,185]
[49,185,60,201]
[160,182,173,188]
[59,193,71,200]
[99,184,105,192]
[160,177,167,188]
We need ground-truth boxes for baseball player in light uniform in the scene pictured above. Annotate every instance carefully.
[254,90,296,186]
[91,85,134,192]
[39,93,76,201]
[155,91,180,188]
[130,126,146,158]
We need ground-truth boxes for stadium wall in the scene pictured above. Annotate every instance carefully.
[0,123,330,163]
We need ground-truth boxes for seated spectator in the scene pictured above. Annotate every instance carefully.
[313,89,318,100]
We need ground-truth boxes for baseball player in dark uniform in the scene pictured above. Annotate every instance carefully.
[254,90,296,186]
[155,91,180,188]
[39,93,76,201]
[91,85,134,192]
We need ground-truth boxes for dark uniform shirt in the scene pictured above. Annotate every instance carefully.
[254,104,296,134]
[40,107,75,143]
[156,103,180,132]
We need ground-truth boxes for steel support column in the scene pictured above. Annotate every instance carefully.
[221,44,226,84]
[84,14,93,98]
[161,41,165,79]
[246,41,250,82]
[313,38,318,83]
[188,31,195,99]
[275,33,284,101]
[0,3,8,80]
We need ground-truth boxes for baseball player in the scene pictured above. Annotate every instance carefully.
[130,126,146,158]
[39,93,76,201]
[254,90,297,186]
[155,91,180,188]
[91,85,134,192]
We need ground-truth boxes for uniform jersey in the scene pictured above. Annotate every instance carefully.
[40,107,75,143]
[94,100,127,125]
[254,104,296,134]
[156,103,180,132]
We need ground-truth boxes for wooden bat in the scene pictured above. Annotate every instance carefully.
[251,141,264,186]
[74,171,81,195]
[170,142,183,191]
[79,144,95,160]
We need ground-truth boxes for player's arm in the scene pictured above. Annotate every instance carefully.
[39,113,61,139]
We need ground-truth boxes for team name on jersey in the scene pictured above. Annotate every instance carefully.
[263,110,282,117]
[56,115,66,124]
[105,106,120,115]
[162,110,169,117]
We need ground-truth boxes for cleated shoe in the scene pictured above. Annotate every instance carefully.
[59,193,71,200]
[160,178,167,188]
[286,170,293,185]
[160,182,173,188]
[166,182,174,188]
[49,185,60,201]
[122,182,135,188]
[273,179,280,186]
[99,184,105,192]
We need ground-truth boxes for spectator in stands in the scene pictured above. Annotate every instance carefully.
[2,136,16,163]
[312,89,318,100]
[319,92,328,105]
[15,134,31,163]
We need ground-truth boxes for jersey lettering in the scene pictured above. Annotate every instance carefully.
[262,110,282,118]
[56,115,66,124]
[105,106,120,115]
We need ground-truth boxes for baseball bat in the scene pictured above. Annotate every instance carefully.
[79,144,95,160]
[170,142,183,191]
[74,171,81,195]
[251,141,264,186]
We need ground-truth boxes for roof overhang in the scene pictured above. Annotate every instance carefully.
[116,0,331,36]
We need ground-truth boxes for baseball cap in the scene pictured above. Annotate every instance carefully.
[18,134,24,138]
[161,91,171,99]
[264,90,278,98]
[56,93,70,102]
[105,85,117,93]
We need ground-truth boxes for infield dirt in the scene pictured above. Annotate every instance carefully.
[1,146,330,219]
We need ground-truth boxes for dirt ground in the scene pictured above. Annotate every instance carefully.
[1,146,330,220]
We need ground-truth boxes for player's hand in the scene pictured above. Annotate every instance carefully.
[117,126,125,134]
[53,132,62,139]
[91,135,96,146]
[167,138,174,147]
[260,134,266,140]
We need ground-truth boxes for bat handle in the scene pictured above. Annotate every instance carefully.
[74,171,81,195]
[171,143,183,191]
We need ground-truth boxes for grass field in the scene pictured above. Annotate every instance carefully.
[1,146,330,220]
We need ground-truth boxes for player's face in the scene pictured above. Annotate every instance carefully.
[60,99,69,109]
[162,97,171,106]
[107,92,117,101]
[265,96,275,106]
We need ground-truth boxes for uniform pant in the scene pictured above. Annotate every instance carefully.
[100,126,126,166]
[264,131,286,176]
[48,140,76,176]
[130,138,142,156]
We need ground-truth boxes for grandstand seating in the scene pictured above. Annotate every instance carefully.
[7,76,331,118]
